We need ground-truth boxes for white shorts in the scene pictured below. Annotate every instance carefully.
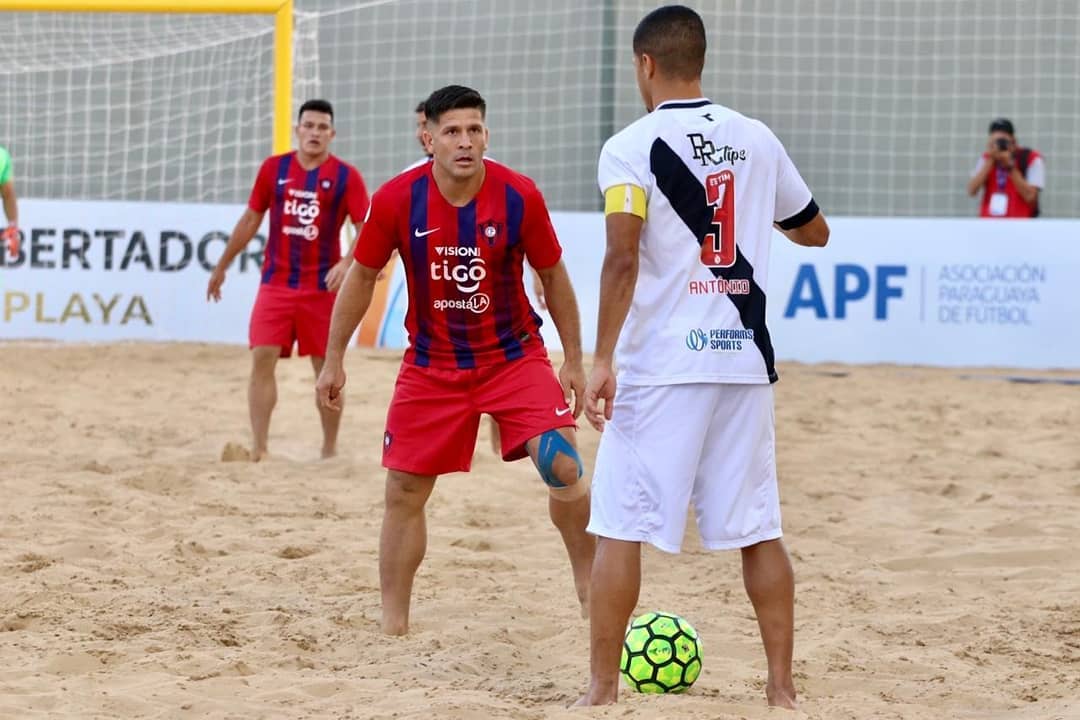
[587,383,781,554]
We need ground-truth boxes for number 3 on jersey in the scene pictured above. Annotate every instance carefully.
[702,170,736,268]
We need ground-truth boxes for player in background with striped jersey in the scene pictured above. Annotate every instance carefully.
[0,144,19,257]
[207,99,370,461]
[577,6,829,709]
[317,85,594,636]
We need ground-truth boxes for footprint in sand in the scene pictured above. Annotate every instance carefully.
[220,442,251,462]
[277,546,317,560]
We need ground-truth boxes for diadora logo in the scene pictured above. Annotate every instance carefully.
[686,328,708,351]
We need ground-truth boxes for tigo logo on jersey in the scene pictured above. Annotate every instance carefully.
[283,189,321,241]
[431,247,488,293]
[686,327,754,352]
[430,245,490,314]
[284,199,320,225]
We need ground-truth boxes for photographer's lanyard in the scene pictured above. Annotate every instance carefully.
[995,167,1009,190]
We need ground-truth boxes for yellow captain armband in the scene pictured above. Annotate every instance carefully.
[604,184,647,219]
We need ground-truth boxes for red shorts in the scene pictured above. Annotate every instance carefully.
[249,284,335,358]
[382,352,576,476]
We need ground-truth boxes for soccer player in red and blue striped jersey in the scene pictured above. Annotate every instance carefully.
[208,99,369,461]
[317,85,594,635]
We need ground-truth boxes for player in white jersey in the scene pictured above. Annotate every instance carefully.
[576,5,829,709]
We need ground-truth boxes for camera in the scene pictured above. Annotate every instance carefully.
[995,138,1010,151]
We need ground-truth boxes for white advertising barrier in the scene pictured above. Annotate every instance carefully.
[767,218,1080,369]
[5,200,1079,371]
[0,199,264,342]
[535,215,1080,370]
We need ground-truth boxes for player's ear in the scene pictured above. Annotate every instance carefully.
[640,53,657,79]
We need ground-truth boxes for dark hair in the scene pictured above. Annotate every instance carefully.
[632,5,706,81]
[414,100,426,114]
[298,99,334,123]
[423,85,486,125]
[989,117,1015,136]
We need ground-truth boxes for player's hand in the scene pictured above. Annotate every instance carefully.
[2,226,18,257]
[532,270,547,311]
[558,358,587,420]
[584,363,616,432]
[325,258,351,292]
[206,266,226,302]
[316,359,347,412]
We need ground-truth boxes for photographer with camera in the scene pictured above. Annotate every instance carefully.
[967,117,1044,218]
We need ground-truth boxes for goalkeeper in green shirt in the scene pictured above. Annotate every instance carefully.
[0,145,18,257]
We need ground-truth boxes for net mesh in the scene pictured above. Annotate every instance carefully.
[0,0,1076,216]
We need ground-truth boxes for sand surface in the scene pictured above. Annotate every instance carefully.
[1,342,1078,719]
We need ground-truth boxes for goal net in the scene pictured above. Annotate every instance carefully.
[1,0,1077,217]
[0,9,318,203]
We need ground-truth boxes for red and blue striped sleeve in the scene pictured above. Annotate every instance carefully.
[353,187,396,270]
[346,165,370,226]
[521,185,562,270]
[247,156,275,213]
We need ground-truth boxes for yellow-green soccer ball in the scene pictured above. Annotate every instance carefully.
[620,611,702,694]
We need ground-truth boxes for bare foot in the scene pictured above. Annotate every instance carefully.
[766,682,798,710]
[251,448,269,463]
[321,446,337,459]
[381,619,408,636]
[573,684,618,707]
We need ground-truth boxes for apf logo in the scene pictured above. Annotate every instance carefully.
[783,263,907,320]
[686,328,708,351]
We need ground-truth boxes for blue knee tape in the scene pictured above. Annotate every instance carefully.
[535,430,583,489]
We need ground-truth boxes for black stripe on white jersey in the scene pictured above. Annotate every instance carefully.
[777,199,819,230]
[650,138,779,383]
[656,99,711,110]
